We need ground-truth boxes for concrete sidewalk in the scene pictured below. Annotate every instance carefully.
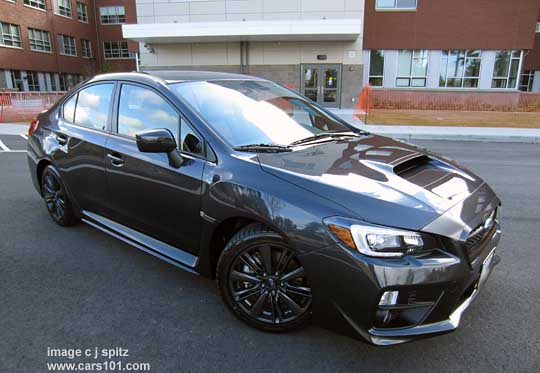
[329,109,540,143]
[0,123,29,135]
[3,114,540,143]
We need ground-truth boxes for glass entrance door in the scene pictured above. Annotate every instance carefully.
[301,64,342,108]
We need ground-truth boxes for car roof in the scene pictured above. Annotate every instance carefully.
[87,70,264,85]
[148,70,264,82]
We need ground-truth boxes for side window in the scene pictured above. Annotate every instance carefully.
[63,94,77,123]
[118,84,179,140]
[180,120,204,156]
[74,83,114,130]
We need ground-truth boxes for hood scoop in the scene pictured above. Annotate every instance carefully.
[393,155,431,177]
[392,154,475,200]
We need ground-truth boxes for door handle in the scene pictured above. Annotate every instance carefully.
[107,153,125,167]
[56,134,68,145]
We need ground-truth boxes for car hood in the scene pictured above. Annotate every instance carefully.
[257,134,496,232]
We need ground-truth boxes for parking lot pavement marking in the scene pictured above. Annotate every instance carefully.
[20,134,28,140]
[0,135,27,152]
[0,138,10,151]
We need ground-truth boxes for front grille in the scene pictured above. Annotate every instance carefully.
[466,227,488,250]
[466,209,497,261]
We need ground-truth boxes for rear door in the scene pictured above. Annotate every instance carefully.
[104,82,207,255]
[54,82,116,215]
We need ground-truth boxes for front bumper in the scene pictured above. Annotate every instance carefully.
[300,226,501,345]
[368,242,500,345]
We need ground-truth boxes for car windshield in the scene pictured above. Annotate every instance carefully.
[169,80,351,148]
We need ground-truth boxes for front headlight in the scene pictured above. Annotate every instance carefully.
[324,217,432,258]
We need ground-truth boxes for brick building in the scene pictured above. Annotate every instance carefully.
[362,0,540,93]
[0,0,138,92]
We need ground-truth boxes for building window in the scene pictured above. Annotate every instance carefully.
[24,0,46,10]
[55,0,72,17]
[77,2,88,22]
[100,6,126,24]
[0,22,22,48]
[492,50,522,89]
[10,70,24,91]
[81,39,92,57]
[59,74,68,91]
[536,22,540,33]
[28,28,52,52]
[519,70,535,92]
[26,71,41,91]
[376,0,417,10]
[104,41,131,59]
[57,34,76,56]
[396,50,428,87]
[50,74,60,91]
[439,50,481,88]
[369,50,384,87]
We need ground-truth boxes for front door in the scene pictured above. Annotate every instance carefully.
[104,82,206,255]
[301,64,342,108]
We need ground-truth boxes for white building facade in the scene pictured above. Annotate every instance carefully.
[123,0,365,108]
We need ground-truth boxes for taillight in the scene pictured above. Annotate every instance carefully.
[28,118,40,135]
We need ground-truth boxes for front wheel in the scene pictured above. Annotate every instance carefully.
[217,224,312,332]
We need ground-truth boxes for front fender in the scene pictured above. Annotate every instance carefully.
[196,155,352,277]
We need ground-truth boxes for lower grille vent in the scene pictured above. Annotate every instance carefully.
[466,209,497,260]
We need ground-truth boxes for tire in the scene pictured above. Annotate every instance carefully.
[41,165,78,226]
[217,223,312,332]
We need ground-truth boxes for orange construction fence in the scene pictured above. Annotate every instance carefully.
[354,85,540,113]
[0,91,66,123]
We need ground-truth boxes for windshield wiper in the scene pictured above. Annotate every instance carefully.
[233,144,292,153]
[289,131,364,146]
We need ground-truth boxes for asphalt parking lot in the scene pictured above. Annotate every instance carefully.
[1,136,539,372]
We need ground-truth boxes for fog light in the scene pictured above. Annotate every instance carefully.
[379,291,399,306]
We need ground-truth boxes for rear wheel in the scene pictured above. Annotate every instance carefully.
[217,224,312,332]
[41,166,78,226]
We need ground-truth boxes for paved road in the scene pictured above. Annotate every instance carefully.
[1,138,539,372]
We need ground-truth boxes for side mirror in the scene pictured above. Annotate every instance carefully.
[136,128,183,168]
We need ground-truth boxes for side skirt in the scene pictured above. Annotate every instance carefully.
[81,210,200,275]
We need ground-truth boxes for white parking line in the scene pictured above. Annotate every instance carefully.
[0,139,10,151]
[20,134,28,140]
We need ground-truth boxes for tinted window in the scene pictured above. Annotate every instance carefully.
[74,84,114,130]
[118,84,179,140]
[180,120,204,156]
[63,94,77,123]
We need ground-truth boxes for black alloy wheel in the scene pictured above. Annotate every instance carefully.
[41,166,77,226]
[218,224,312,332]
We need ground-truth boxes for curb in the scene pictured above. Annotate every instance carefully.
[331,111,540,144]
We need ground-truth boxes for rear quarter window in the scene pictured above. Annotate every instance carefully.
[73,83,114,131]
[63,94,77,123]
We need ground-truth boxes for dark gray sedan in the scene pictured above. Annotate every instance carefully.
[27,71,501,345]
